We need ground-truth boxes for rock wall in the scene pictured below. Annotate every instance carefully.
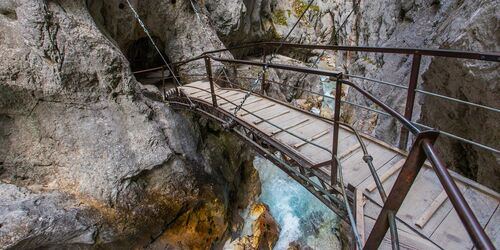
[0,0,258,248]
[338,0,499,191]
[205,0,341,47]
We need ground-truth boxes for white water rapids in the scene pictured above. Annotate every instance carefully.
[252,156,342,249]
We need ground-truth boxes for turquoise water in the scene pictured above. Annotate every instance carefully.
[320,76,336,112]
[252,156,342,249]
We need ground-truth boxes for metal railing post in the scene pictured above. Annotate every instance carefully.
[422,142,495,249]
[204,57,218,107]
[261,48,267,95]
[364,131,438,249]
[161,65,166,100]
[331,75,343,185]
[399,53,421,150]
[172,64,180,96]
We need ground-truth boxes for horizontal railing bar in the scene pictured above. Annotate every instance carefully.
[259,42,500,62]
[197,42,500,62]
[345,73,409,90]
[229,76,333,98]
[413,122,500,154]
[209,56,342,77]
[416,89,500,113]
[133,64,226,75]
[137,73,208,79]
[201,43,266,56]
[133,66,165,74]
[217,75,300,96]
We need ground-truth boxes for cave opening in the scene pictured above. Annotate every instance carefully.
[127,37,175,91]
[127,36,169,72]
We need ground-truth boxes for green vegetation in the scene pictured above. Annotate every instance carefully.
[272,9,288,26]
[292,0,320,17]
[361,56,377,66]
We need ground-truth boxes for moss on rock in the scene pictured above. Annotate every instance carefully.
[292,0,320,17]
[272,9,288,26]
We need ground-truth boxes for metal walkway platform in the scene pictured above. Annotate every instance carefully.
[167,81,499,250]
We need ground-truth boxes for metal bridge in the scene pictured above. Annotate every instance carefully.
[134,43,499,249]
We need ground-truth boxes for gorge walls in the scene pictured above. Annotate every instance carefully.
[0,0,498,248]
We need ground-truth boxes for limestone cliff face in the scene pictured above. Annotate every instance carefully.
[0,0,258,248]
[335,0,499,191]
[205,0,338,47]
[205,0,499,191]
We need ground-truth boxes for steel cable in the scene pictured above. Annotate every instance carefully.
[224,0,316,126]
[125,0,194,106]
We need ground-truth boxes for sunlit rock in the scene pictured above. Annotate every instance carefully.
[228,203,279,250]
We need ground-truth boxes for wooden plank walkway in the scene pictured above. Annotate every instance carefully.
[179,81,500,249]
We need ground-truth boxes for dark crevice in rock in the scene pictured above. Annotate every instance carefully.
[0,9,17,20]
[146,203,189,247]
[126,37,170,72]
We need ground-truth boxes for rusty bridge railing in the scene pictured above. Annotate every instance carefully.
[134,42,499,250]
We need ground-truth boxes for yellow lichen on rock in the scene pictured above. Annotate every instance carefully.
[293,96,322,112]
[231,203,279,250]
[294,99,313,111]
[151,198,228,250]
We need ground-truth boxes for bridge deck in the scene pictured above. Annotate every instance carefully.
[179,81,499,250]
